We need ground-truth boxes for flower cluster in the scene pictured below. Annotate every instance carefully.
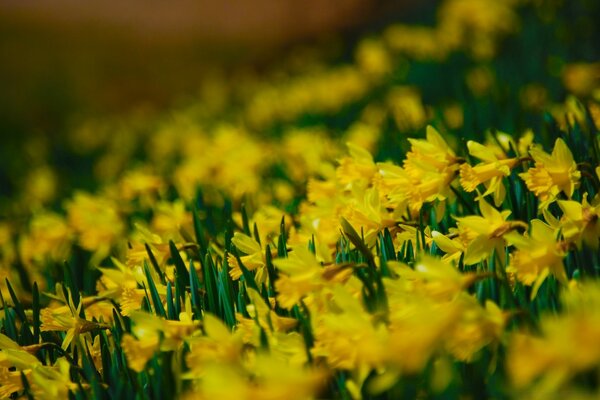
[1,0,600,398]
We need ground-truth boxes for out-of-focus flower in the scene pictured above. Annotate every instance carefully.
[118,167,164,205]
[562,62,600,97]
[508,282,600,396]
[384,25,444,60]
[466,66,495,96]
[65,191,124,258]
[151,199,192,240]
[336,143,377,190]
[185,313,243,375]
[355,39,392,79]
[0,335,78,399]
[19,212,72,267]
[121,333,160,372]
[438,0,519,59]
[312,286,388,372]
[387,87,428,132]
[23,166,58,207]
[274,246,324,309]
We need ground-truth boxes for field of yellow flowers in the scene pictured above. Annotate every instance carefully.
[1,0,600,399]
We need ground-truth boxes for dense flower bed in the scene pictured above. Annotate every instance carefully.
[1,0,599,398]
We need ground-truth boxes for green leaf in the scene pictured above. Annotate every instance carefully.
[264,244,277,296]
[277,216,288,258]
[192,207,208,258]
[253,222,262,246]
[32,282,40,343]
[233,247,259,292]
[62,261,80,307]
[292,302,314,362]
[218,256,236,328]
[143,261,166,318]
[340,217,374,266]
[190,259,204,319]
[169,240,189,302]
[241,203,251,236]
[145,244,165,285]
[5,278,27,324]
[166,282,176,320]
[20,371,35,400]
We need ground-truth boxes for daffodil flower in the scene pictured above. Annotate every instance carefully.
[506,219,568,299]
[520,138,581,208]
[459,140,519,206]
[41,285,110,350]
[556,195,600,249]
[227,232,270,284]
[453,199,527,265]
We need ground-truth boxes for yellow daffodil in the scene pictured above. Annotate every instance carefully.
[341,187,397,246]
[31,358,80,400]
[227,232,269,284]
[506,219,568,299]
[508,282,600,395]
[312,286,388,372]
[431,229,466,264]
[453,199,526,265]
[556,196,600,249]
[40,284,111,350]
[460,140,519,206]
[18,212,72,267]
[244,287,298,334]
[274,246,324,309]
[0,335,78,399]
[121,333,160,373]
[520,138,581,208]
[184,352,325,400]
[185,313,243,375]
[443,297,506,362]
[129,309,198,351]
[0,367,30,399]
[336,143,377,189]
[118,167,164,204]
[384,126,459,216]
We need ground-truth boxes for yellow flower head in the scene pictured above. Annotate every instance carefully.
[556,196,600,249]
[453,199,525,265]
[121,333,160,373]
[506,220,568,299]
[508,282,600,394]
[336,143,377,189]
[459,140,518,206]
[227,232,268,284]
[274,246,323,309]
[65,191,124,257]
[520,138,581,207]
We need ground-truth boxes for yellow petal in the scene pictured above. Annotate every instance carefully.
[432,231,463,254]
[231,232,262,255]
[558,200,583,221]
[551,138,574,167]
[467,140,498,162]
[203,313,232,339]
[464,236,492,265]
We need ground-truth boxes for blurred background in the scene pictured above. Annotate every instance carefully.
[1,0,598,215]
[0,0,436,208]
[0,0,425,134]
